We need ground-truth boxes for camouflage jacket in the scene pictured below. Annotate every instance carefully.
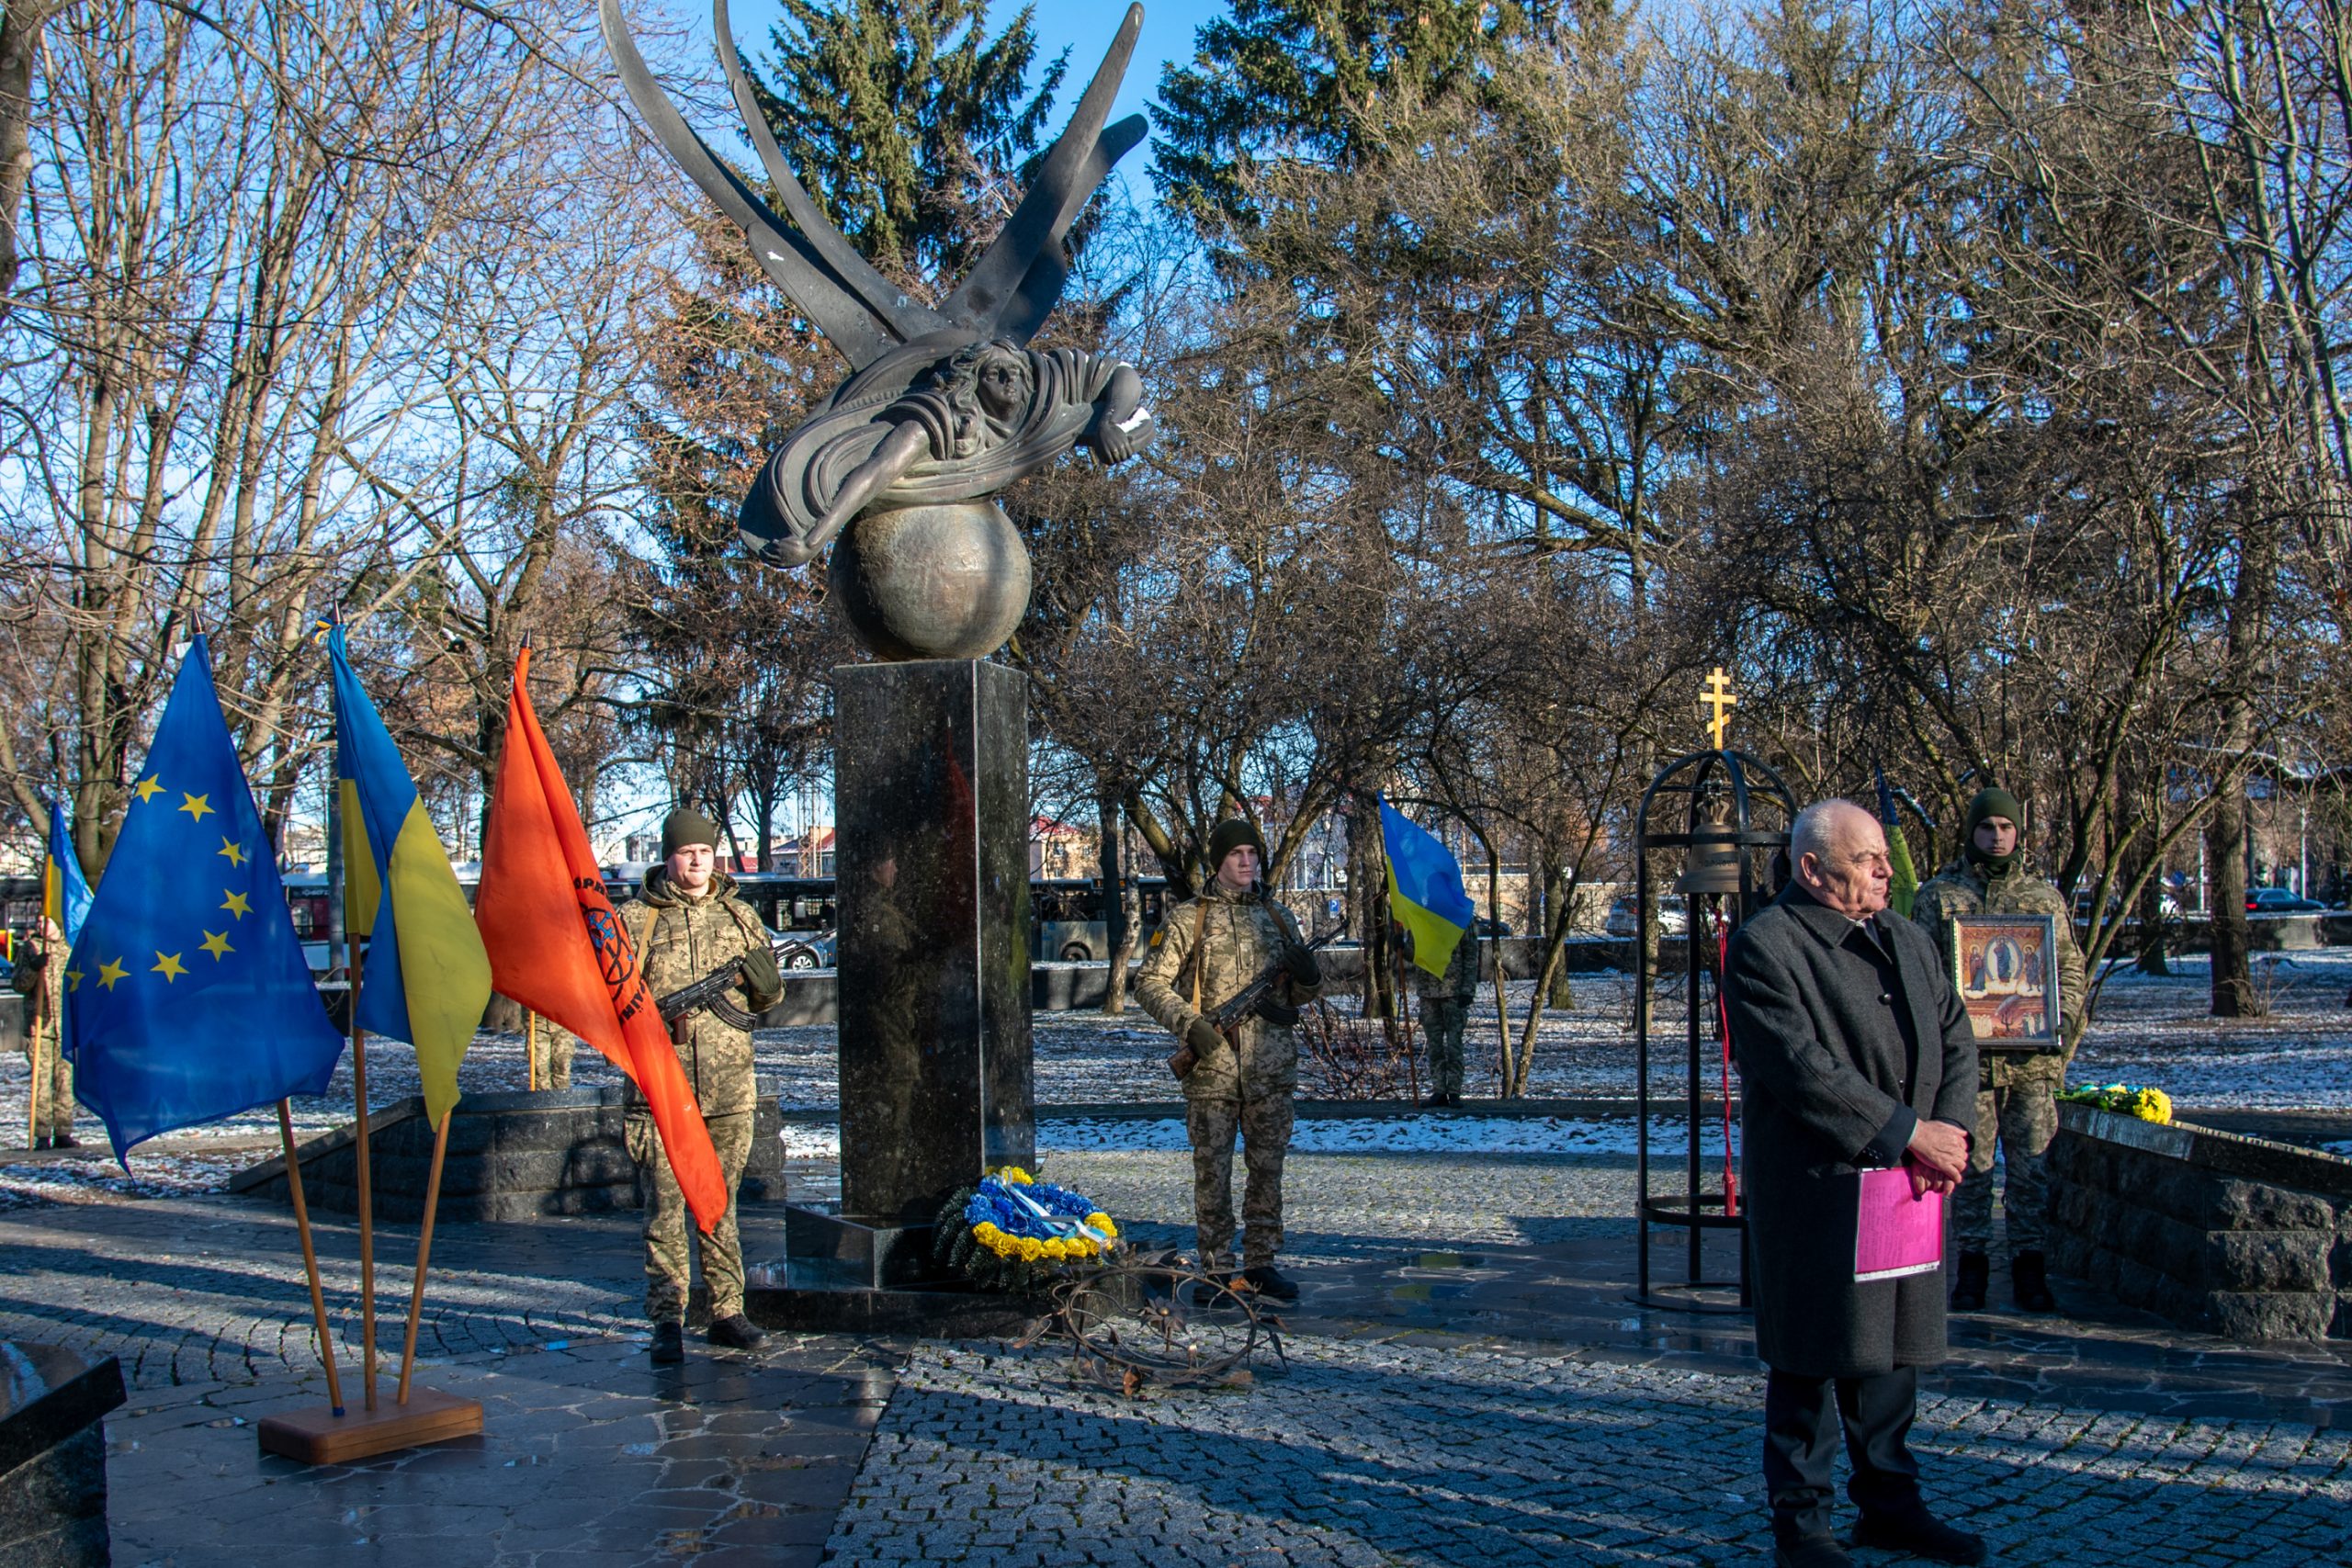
[1413,931,1479,1006]
[1912,855,2087,1086]
[1136,881,1321,1101]
[620,868,780,1117]
[10,929,63,1034]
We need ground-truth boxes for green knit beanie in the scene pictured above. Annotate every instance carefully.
[661,807,722,859]
[1204,818,1265,875]
[1962,787,2024,873]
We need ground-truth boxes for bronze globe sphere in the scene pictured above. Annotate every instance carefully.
[825,502,1033,661]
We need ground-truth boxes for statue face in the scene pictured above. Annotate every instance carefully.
[977,354,1028,422]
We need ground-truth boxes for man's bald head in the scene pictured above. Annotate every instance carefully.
[1790,798,1892,919]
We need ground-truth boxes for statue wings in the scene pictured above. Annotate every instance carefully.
[599,0,1149,371]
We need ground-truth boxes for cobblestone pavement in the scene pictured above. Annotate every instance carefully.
[831,1337,2352,1568]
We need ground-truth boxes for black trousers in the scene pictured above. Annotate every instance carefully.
[1761,1365,1924,1544]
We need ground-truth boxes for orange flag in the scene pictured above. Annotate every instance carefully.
[474,648,728,1232]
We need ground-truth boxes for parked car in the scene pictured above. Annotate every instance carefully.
[1473,917,1513,938]
[1603,893,1689,939]
[2245,887,2324,914]
[773,928,837,970]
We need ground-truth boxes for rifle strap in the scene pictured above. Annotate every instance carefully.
[1187,899,1209,1016]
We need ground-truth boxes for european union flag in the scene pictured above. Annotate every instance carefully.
[64,636,345,1160]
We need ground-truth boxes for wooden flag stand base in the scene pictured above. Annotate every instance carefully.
[257,1387,483,1465]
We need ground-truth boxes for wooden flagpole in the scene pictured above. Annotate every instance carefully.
[395,1108,452,1404]
[526,1010,538,1091]
[26,1002,41,1152]
[349,946,378,1411]
[277,1099,345,1416]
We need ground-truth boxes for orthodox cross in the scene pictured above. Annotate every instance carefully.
[1701,667,1738,750]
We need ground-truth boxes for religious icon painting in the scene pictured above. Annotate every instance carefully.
[1949,912,2064,1054]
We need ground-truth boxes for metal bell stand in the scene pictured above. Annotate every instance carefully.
[1632,747,1793,1312]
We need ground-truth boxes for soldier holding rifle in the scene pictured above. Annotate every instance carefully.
[622,808,784,1363]
[1137,818,1324,1302]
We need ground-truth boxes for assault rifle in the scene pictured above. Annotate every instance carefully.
[1205,915,1350,1034]
[656,956,764,1032]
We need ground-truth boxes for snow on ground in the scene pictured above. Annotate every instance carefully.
[4,942,2341,1206]
[777,1113,1722,1162]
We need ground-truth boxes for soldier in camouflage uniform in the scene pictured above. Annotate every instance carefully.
[1412,927,1478,1106]
[1912,786,2086,1314]
[12,918,77,1148]
[1137,818,1322,1301]
[621,808,784,1363]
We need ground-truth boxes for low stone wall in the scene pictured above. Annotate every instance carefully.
[0,1341,124,1568]
[2046,1104,2352,1341]
[232,1086,790,1224]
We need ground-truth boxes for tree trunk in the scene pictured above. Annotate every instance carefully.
[2207,783,2261,1016]
[1099,793,1133,1015]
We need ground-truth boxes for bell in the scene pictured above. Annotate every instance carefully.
[1675,820,1744,895]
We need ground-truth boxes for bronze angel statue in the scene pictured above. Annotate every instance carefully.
[601,1,1155,658]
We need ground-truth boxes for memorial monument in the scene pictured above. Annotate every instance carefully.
[602,0,1156,1319]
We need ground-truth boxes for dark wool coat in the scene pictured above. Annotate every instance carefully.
[1725,885,1980,1377]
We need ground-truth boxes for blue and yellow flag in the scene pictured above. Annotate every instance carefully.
[1379,797,1477,977]
[328,625,491,1127]
[43,798,93,947]
[63,636,344,1160]
[1875,768,1919,919]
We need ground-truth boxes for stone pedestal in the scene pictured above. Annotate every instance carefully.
[773,659,1035,1301]
[0,1341,124,1568]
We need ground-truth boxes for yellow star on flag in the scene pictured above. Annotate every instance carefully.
[65,967,84,992]
[134,774,164,804]
[178,792,214,821]
[220,889,252,919]
[219,837,247,867]
[200,930,234,960]
[97,958,129,990]
[152,951,187,982]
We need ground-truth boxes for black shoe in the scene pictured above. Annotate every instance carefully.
[1950,1250,1989,1312]
[2011,1250,2056,1313]
[1852,1508,1986,1565]
[707,1314,765,1350]
[1774,1537,1854,1568]
[31,1134,50,1151]
[50,1131,77,1149]
[650,1322,684,1364]
[1240,1264,1300,1303]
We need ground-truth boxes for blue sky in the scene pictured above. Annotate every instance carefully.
[1015,0,1225,131]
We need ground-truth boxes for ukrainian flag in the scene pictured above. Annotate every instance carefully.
[1379,797,1477,978]
[43,798,93,947]
[1875,768,1919,919]
[328,625,492,1126]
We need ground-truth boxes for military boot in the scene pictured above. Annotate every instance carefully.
[707,1314,766,1350]
[2011,1250,2057,1313]
[1950,1251,1989,1312]
[650,1321,685,1365]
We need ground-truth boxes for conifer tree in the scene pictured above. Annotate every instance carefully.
[752,0,1065,288]
[1152,0,1523,233]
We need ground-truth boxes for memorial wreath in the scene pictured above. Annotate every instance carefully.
[933,1167,1120,1292]
[2058,1082,2174,1124]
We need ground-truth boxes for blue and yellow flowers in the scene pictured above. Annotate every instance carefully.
[2058,1082,2174,1124]
[934,1166,1119,1291]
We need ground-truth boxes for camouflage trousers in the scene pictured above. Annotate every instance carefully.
[626,1109,754,1324]
[528,1019,575,1092]
[1419,1000,1468,1099]
[1955,1078,2061,1256]
[25,1030,73,1140]
[1186,1089,1295,1270]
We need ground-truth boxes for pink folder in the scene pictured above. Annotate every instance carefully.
[1854,1167,1945,1281]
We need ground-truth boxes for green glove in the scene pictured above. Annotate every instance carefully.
[1185,1016,1224,1056]
[740,946,784,1010]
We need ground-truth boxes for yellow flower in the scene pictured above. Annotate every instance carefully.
[1018,1237,1044,1262]
[2133,1088,2174,1124]
[995,1166,1035,1186]
[1043,1238,1068,1261]
[1087,1213,1117,1240]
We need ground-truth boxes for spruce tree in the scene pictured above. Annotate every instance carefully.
[752,0,1066,288]
[1151,0,1523,233]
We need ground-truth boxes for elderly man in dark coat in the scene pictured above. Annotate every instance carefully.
[1726,798,1984,1568]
